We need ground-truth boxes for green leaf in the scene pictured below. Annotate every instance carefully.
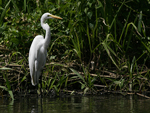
[0,67,12,70]
[87,2,92,7]
[96,0,103,9]
[70,68,85,83]
[84,87,89,94]
[8,90,14,100]
[50,55,56,60]
[0,86,8,91]
[0,86,14,101]
[102,37,119,69]
[109,0,125,32]
[138,11,142,33]
[0,0,11,26]
[114,81,121,85]
[21,75,26,83]
[79,82,85,89]
[87,12,92,19]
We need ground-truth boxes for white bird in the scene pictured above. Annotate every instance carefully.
[29,13,62,86]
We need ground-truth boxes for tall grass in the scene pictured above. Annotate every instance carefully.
[0,68,14,101]
[0,0,150,97]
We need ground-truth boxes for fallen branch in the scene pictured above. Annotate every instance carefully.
[136,93,150,99]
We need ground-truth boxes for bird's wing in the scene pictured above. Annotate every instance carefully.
[29,35,44,86]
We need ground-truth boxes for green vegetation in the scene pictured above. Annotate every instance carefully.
[0,0,150,99]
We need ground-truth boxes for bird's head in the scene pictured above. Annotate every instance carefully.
[41,13,62,21]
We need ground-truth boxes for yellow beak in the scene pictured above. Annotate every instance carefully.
[50,14,62,19]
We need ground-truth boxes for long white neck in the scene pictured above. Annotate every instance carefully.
[41,19,51,49]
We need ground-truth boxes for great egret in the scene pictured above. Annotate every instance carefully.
[29,13,62,89]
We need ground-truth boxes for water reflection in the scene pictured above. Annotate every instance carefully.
[0,94,150,113]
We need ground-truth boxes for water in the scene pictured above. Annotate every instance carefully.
[0,94,150,113]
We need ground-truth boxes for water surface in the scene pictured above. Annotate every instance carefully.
[0,94,150,113]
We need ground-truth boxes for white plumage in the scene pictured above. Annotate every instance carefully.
[29,13,62,86]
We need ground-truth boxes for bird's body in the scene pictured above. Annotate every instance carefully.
[29,35,46,86]
[29,13,62,86]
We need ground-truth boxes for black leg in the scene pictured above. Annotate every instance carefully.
[36,84,38,98]
[40,71,43,98]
